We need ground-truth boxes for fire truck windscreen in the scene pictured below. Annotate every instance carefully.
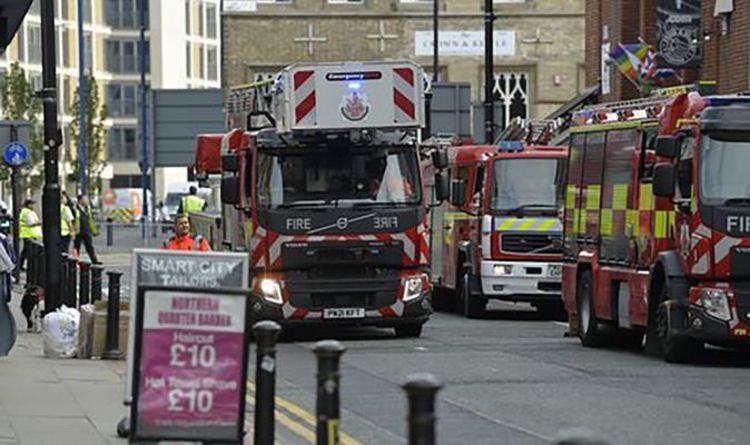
[490,158,564,214]
[255,147,421,208]
[700,132,750,206]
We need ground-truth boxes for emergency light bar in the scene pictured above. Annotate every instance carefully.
[498,141,524,152]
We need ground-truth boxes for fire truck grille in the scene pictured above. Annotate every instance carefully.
[284,270,400,310]
[501,234,562,255]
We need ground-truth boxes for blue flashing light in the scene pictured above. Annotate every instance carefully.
[707,96,750,107]
[348,82,362,90]
[498,141,524,152]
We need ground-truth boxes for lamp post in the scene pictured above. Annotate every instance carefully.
[484,0,496,144]
[139,0,149,238]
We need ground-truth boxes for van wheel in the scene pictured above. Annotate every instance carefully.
[647,282,703,363]
[394,323,423,338]
[577,270,606,347]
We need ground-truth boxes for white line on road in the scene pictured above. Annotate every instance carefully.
[552,321,569,328]
[443,397,555,442]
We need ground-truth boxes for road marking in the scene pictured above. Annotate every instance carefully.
[552,321,569,328]
[246,381,363,445]
[444,398,555,442]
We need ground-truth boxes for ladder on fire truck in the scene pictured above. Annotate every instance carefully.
[495,117,561,146]
[224,77,275,129]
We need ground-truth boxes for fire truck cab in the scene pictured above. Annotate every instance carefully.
[194,61,442,337]
[563,85,750,361]
[430,124,568,318]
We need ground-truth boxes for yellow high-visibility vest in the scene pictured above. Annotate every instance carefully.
[181,195,205,214]
[19,207,42,239]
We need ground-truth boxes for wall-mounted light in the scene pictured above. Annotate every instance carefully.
[715,0,733,36]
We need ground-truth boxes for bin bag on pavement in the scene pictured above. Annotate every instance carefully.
[42,305,80,358]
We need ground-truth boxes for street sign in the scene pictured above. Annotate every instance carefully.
[130,286,250,443]
[3,142,29,167]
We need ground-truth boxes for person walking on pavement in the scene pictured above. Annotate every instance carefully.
[163,214,210,251]
[17,198,42,272]
[177,186,206,215]
[74,195,100,264]
[60,192,75,253]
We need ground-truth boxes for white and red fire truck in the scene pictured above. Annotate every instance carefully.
[428,122,568,318]
[193,61,442,337]
[563,84,750,361]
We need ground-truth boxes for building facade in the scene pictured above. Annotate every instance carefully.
[0,0,221,202]
[585,0,749,102]
[223,0,585,127]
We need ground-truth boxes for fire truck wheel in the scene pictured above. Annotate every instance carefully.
[650,283,704,363]
[394,323,423,338]
[577,270,606,347]
[458,271,486,319]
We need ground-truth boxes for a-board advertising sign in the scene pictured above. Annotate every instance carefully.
[125,250,250,442]
[130,286,250,442]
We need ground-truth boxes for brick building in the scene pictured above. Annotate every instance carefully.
[223,0,585,126]
[586,0,749,102]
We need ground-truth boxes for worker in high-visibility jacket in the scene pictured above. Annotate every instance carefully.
[177,186,206,215]
[163,214,210,251]
[18,198,42,272]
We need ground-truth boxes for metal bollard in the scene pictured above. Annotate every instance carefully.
[79,261,91,306]
[67,255,78,308]
[102,271,124,360]
[106,218,114,246]
[90,263,103,302]
[315,340,346,445]
[403,373,442,445]
[26,242,37,288]
[253,321,282,445]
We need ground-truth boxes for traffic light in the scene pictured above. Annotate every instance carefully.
[0,0,33,53]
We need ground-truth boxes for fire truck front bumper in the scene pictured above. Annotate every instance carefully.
[479,260,562,301]
[678,285,750,345]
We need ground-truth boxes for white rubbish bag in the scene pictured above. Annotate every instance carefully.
[42,305,80,358]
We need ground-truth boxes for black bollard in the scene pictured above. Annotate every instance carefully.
[90,263,103,302]
[79,261,91,306]
[66,255,78,308]
[253,320,282,445]
[106,218,114,247]
[102,271,124,360]
[314,340,346,445]
[26,242,37,288]
[403,373,442,445]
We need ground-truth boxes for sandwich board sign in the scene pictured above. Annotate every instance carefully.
[126,249,250,443]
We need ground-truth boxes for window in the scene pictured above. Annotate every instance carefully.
[28,24,42,64]
[206,46,218,81]
[106,39,144,73]
[185,0,191,34]
[107,83,138,117]
[17,26,25,62]
[492,72,529,128]
[29,0,40,16]
[28,72,43,94]
[198,3,205,36]
[83,0,92,23]
[84,32,93,71]
[108,127,137,160]
[197,44,205,78]
[122,0,135,28]
[60,0,69,20]
[206,4,217,39]
[106,0,146,28]
[185,43,192,77]
[61,28,70,67]
[63,76,71,112]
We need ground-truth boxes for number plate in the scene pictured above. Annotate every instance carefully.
[323,308,366,319]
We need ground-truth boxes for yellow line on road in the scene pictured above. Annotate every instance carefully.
[247,381,363,445]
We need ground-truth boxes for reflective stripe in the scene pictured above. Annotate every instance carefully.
[493,217,563,232]
[626,209,638,236]
[444,212,474,221]
[499,218,516,230]
[586,185,601,210]
[565,185,576,209]
[654,210,669,238]
[600,209,614,236]
[612,184,628,210]
[639,184,653,210]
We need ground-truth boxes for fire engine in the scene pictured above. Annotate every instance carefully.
[427,121,568,318]
[193,61,445,337]
[562,83,750,361]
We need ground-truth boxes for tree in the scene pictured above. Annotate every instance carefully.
[69,72,107,197]
[0,61,44,192]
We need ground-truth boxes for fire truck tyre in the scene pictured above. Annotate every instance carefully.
[651,283,704,363]
[459,271,486,319]
[394,323,423,338]
[577,270,606,347]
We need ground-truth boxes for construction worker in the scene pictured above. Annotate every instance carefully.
[177,186,206,215]
[18,198,42,272]
[163,214,210,251]
[74,195,100,264]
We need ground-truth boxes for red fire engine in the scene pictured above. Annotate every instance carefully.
[563,84,750,361]
[427,122,568,318]
[193,61,445,337]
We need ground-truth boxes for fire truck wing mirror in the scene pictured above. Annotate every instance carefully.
[432,149,448,170]
[434,173,450,202]
[655,136,680,158]
[221,176,240,205]
[653,164,676,197]
[450,179,466,207]
[222,154,239,172]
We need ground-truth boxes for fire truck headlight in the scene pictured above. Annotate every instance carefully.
[259,278,283,304]
[403,274,427,302]
[493,264,513,276]
[548,265,562,278]
[700,289,731,321]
